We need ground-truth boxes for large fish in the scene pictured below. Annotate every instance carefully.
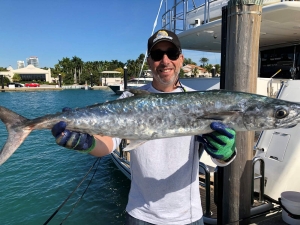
[1,89,300,165]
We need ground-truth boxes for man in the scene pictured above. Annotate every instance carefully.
[52,29,236,225]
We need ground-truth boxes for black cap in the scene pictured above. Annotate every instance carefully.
[147,29,181,53]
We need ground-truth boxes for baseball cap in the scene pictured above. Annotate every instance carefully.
[147,29,181,53]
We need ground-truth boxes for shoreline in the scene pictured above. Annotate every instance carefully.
[0,85,110,92]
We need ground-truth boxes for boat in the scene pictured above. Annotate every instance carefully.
[108,77,153,95]
[110,0,300,223]
[100,70,122,87]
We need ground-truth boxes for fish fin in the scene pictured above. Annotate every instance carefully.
[199,111,241,120]
[128,89,151,96]
[0,106,31,165]
[123,140,148,151]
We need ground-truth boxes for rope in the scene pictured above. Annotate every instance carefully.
[59,158,102,224]
[43,157,101,225]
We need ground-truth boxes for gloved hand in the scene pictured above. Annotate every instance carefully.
[51,107,95,153]
[198,122,236,162]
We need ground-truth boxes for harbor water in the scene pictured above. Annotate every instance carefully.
[0,89,131,225]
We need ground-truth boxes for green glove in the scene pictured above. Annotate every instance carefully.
[198,122,236,162]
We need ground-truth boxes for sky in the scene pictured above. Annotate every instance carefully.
[0,0,220,69]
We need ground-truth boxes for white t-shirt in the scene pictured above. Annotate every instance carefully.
[115,83,203,224]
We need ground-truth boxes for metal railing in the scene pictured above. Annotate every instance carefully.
[161,0,230,32]
[251,156,265,204]
[199,156,266,218]
[199,162,213,217]
[161,0,295,33]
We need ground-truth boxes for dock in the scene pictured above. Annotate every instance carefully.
[0,85,110,92]
[0,87,63,92]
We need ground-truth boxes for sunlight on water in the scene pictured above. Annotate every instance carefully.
[0,90,131,225]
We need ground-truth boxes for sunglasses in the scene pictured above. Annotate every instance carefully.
[149,48,181,61]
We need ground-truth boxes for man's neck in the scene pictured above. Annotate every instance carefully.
[152,81,180,93]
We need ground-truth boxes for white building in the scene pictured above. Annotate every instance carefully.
[0,65,52,83]
[17,61,25,69]
[26,56,39,68]
[182,64,209,77]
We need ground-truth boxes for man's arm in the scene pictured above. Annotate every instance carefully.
[90,135,114,157]
[51,121,116,157]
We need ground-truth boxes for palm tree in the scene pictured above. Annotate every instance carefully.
[184,58,196,65]
[215,64,221,74]
[204,64,213,73]
[191,67,199,77]
[71,56,83,84]
[199,57,209,67]
[126,59,135,78]
[103,60,110,71]
[110,60,120,70]
[58,57,72,74]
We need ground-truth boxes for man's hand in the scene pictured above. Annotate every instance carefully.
[51,107,95,153]
[198,122,236,162]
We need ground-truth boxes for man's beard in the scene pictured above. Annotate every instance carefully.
[154,72,179,86]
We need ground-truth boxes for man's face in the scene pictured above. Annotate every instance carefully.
[147,41,183,91]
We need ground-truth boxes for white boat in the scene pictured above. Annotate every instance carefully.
[111,0,300,223]
[108,77,153,95]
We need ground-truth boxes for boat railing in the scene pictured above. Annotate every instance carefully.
[117,139,131,164]
[251,156,265,204]
[213,167,218,205]
[199,157,267,222]
[161,0,295,33]
[119,139,127,158]
[199,162,213,217]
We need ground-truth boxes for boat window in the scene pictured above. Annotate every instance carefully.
[260,45,300,79]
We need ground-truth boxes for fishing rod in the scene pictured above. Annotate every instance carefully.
[267,69,281,97]
[59,158,102,224]
[270,69,281,78]
[43,157,101,225]
[136,0,164,82]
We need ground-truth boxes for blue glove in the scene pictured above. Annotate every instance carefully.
[198,122,236,162]
[51,107,95,153]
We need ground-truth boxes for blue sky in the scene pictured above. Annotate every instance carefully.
[0,0,220,69]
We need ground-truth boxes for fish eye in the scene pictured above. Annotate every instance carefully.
[275,108,288,119]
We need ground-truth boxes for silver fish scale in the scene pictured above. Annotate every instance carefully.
[27,90,300,140]
[82,91,248,139]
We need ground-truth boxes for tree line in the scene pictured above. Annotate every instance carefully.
[0,55,220,85]
[50,54,147,85]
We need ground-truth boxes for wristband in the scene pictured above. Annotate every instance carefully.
[76,137,96,154]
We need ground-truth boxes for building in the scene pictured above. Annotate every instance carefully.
[17,61,25,69]
[26,56,39,68]
[0,65,52,83]
[182,64,209,77]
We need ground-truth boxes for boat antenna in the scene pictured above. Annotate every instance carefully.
[136,0,164,82]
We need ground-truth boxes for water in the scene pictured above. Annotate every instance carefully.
[180,78,220,91]
[0,89,131,225]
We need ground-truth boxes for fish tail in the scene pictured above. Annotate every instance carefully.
[0,106,32,165]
